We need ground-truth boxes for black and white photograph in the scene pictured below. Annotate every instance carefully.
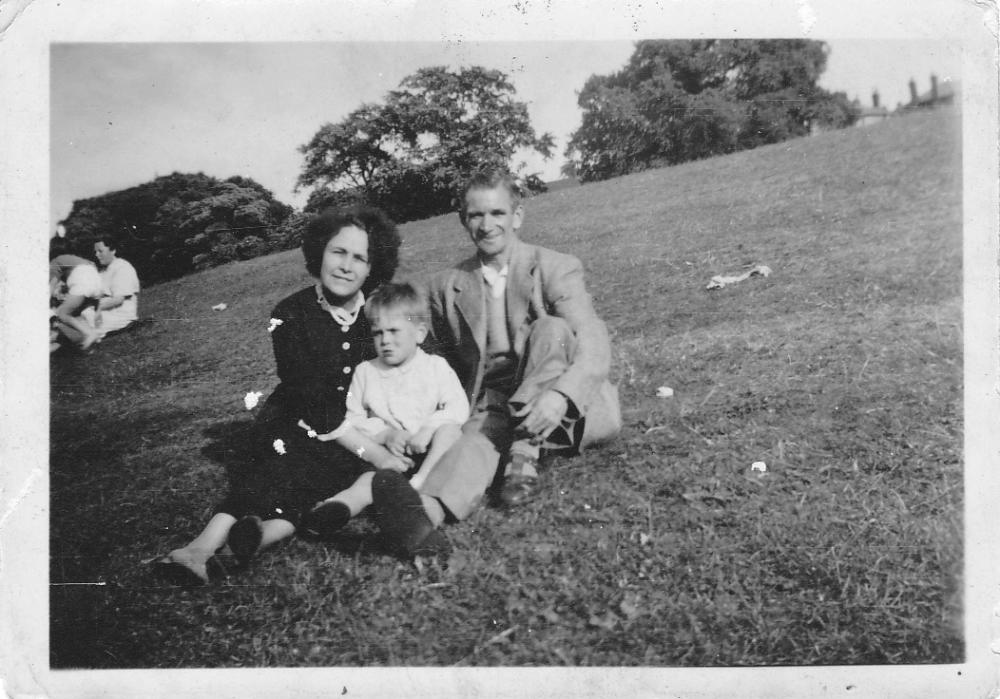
[2,0,998,696]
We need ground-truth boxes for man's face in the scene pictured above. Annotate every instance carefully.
[94,242,116,267]
[462,185,523,265]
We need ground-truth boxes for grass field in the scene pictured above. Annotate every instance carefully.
[49,106,963,668]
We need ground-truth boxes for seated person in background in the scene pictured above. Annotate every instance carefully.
[302,282,469,543]
[49,240,102,352]
[93,234,140,337]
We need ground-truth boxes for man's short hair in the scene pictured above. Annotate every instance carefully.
[365,282,429,325]
[459,168,523,218]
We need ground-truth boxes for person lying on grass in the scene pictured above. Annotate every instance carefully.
[301,281,469,541]
[369,168,623,558]
[49,237,102,353]
[154,205,443,586]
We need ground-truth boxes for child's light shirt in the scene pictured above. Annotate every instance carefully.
[345,347,470,437]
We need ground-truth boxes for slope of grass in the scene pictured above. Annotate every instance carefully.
[50,108,962,667]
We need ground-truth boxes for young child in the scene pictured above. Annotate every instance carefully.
[300,282,469,538]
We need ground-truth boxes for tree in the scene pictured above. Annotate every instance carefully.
[565,40,858,182]
[297,66,555,222]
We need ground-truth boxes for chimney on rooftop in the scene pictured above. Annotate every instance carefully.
[872,90,880,108]
[908,79,918,105]
[930,74,939,102]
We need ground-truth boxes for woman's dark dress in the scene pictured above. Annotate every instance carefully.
[217,285,376,526]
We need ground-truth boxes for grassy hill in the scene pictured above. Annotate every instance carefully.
[50,107,963,667]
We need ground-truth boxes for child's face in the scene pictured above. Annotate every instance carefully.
[370,310,427,366]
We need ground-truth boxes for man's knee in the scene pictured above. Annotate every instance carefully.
[421,432,499,520]
[434,422,463,441]
[528,315,574,344]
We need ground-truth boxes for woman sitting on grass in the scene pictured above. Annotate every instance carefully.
[155,206,427,585]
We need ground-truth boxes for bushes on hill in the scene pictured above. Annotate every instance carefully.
[59,173,294,284]
[565,40,858,182]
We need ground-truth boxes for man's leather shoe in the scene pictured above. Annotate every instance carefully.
[500,472,539,506]
[499,453,540,506]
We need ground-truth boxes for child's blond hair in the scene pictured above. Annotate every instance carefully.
[365,282,429,324]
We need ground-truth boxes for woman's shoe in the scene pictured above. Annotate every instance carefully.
[227,515,263,563]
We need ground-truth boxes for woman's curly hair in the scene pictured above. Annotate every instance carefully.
[301,205,401,295]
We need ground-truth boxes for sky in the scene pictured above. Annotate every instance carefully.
[50,38,961,231]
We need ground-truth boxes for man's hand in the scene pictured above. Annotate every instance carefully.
[383,429,412,458]
[511,389,568,440]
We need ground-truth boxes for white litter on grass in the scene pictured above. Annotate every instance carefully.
[267,318,284,333]
[656,386,674,398]
[244,391,263,410]
[751,461,767,473]
[706,265,772,290]
[211,303,228,311]
[273,439,286,455]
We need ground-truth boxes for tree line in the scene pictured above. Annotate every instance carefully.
[58,40,856,285]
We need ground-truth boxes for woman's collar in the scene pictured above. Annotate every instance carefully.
[314,283,365,326]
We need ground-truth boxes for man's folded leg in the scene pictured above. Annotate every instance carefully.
[419,409,508,520]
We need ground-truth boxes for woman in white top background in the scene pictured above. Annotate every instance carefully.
[93,234,141,337]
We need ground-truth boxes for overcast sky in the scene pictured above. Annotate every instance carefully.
[50,38,960,230]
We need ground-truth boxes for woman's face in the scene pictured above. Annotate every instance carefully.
[318,225,371,301]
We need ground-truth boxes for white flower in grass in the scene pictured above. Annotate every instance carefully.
[273,439,286,455]
[244,391,263,410]
[267,317,284,333]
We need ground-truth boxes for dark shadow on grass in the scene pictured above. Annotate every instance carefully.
[199,417,259,485]
[299,516,398,559]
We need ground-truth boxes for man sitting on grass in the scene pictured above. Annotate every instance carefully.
[370,168,621,557]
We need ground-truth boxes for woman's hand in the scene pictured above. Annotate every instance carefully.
[376,453,413,473]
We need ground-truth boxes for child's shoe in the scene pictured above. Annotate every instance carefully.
[300,500,351,538]
[372,470,451,561]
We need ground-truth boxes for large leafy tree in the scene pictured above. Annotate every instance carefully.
[297,66,555,222]
[59,173,293,284]
[565,40,857,182]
